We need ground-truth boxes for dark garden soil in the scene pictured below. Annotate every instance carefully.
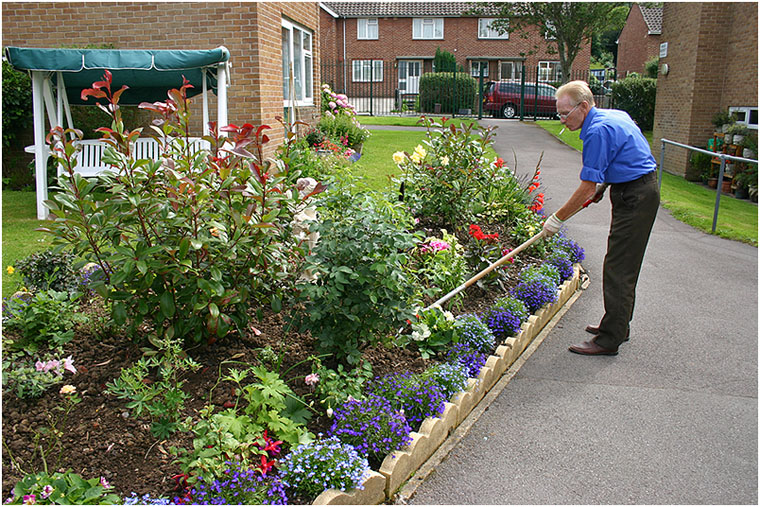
[1,224,543,502]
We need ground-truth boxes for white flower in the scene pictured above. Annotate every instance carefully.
[440,155,450,166]
[392,151,406,165]
[326,407,334,418]
[444,311,455,322]
[59,385,76,395]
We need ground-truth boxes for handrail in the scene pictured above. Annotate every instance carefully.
[659,138,758,233]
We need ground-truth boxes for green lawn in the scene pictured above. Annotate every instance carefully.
[535,120,757,246]
[360,115,481,129]
[2,191,53,296]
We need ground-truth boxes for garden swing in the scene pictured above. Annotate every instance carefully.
[4,46,231,219]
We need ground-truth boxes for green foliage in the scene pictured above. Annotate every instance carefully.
[294,191,420,364]
[40,72,320,345]
[509,208,550,257]
[1,352,74,399]
[644,55,660,79]
[318,113,370,149]
[309,357,373,410]
[411,230,468,306]
[404,305,458,359]
[418,72,478,113]
[610,74,657,131]
[394,117,501,226]
[14,249,79,293]
[2,58,32,149]
[105,340,200,438]
[690,150,715,181]
[711,109,736,129]
[171,406,272,484]
[7,470,121,504]
[3,290,87,352]
[433,47,460,73]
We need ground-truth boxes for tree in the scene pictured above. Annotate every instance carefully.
[475,2,626,83]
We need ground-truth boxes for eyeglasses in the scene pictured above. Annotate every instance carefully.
[558,103,581,120]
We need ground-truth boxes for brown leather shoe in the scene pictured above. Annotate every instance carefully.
[568,339,618,356]
[585,325,630,341]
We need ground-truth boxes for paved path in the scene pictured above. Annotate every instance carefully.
[407,119,758,504]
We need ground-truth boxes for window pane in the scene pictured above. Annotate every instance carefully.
[368,19,378,39]
[282,27,290,100]
[303,31,311,51]
[294,28,303,99]
[413,19,421,38]
[434,19,443,38]
[305,55,312,98]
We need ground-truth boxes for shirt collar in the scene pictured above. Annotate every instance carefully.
[580,106,598,140]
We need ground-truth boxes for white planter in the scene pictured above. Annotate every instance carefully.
[743,148,755,159]
[724,134,733,145]
[733,134,745,145]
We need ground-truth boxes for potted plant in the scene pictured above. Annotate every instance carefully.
[739,131,757,159]
[690,150,714,183]
[711,109,735,134]
[733,163,757,199]
[725,124,750,146]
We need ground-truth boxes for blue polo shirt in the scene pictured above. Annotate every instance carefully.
[579,107,657,184]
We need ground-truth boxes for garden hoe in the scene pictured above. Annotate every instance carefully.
[426,184,608,311]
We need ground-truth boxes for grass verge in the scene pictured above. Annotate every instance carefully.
[535,120,757,245]
[360,115,480,129]
[2,190,53,297]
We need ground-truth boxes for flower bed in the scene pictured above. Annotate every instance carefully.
[2,76,586,505]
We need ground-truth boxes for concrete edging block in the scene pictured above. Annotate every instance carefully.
[487,351,507,378]
[475,365,493,400]
[313,471,387,505]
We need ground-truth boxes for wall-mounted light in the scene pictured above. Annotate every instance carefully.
[660,63,669,76]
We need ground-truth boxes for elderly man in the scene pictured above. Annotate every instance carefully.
[543,80,659,356]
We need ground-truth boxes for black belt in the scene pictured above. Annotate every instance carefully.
[610,170,656,189]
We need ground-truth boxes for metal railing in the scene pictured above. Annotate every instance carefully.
[658,138,758,232]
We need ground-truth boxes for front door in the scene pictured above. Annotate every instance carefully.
[399,60,422,94]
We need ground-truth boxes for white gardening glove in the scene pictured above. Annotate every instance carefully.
[543,213,564,237]
[591,183,609,203]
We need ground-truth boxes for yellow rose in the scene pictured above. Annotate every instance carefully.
[414,145,427,158]
[392,151,406,165]
[60,385,77,395]
[6,266,14,275]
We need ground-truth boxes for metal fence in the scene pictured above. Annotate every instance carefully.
[658,139,758,233]
[320,60,613,119]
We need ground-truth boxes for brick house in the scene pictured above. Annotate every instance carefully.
[1,1,322,161]
[319,1,590,112]
[653,2,758,178]
[616,4,662,76]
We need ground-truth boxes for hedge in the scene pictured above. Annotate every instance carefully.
[419,72,478,114]
[610,74,657,131]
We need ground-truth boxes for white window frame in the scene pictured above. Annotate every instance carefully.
[470,61,489,78]
[538,61,561,82]
[357,18,378,40]
[413,18,443,39]
[729,106,759,130]
[499,61,522,80]
[478,18,508,39]
[282,18,314,107]
[352,60,383,83]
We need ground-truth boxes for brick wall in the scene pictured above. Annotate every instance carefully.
[653,2,757,177]
[617,5,661,76]
[2,2,320,157]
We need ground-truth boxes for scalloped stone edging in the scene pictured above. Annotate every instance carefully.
[314,264,582,505]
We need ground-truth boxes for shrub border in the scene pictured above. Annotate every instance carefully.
[313,264,583,505]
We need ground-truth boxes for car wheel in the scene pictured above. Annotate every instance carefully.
[501,104,516,119]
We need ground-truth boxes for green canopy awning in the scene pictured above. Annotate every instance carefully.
[5,46,230,105]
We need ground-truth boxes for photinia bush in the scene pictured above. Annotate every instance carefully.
[41,71,324,345]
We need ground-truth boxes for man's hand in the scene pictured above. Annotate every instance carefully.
[543,213,564,237]
[591,183,609,203]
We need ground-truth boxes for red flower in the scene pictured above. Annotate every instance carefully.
[495,157,504,168]
[258,454,276,476]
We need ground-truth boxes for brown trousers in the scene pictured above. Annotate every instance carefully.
[595,171,660,350]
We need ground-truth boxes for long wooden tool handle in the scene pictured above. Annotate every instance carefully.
[427,230,547,310]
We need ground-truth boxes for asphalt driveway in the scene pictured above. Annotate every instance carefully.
[406,119,758,505]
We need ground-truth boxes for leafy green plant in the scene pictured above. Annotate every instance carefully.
[6,470,120,505]
[610,74,657,130]
[318,113,370,149]
[412,230,468,306]
[404,305,458,359]
[14,249,79,293]
[294,191,420,364]
[2,353,77,399]
[419,71,476,113]
[2,58,33,149]
[309,356,373,411]
[105,339,200,438]
[3,290,87,352]
[40,71,324,345]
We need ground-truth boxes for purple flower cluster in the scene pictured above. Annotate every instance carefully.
[510,280,558,313]
[328,396,412,462]
[124,493,173,505]
[484,307,522,342]
[421,362,469,399]
[452,314,495,354]
[519,264,560,288]
[366,372,446,429]
[186,462,287,505]
[278,435,370,499]
[550,232,585,263]
[545,254,574,281]
[446,343,487,378]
